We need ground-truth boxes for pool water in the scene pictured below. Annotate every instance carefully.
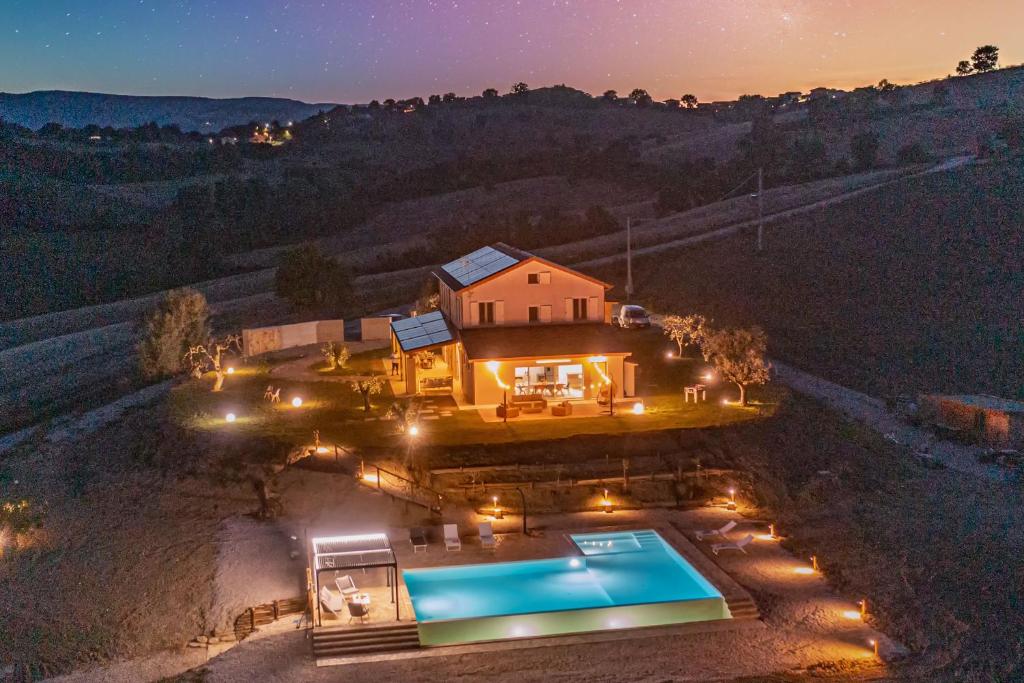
[403,530,729,645]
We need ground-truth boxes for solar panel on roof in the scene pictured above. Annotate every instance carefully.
[441,245,521,287]
[390,311,453,352]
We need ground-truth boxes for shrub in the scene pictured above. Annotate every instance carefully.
[274,243,353,312]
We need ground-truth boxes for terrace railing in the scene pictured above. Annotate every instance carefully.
[362,462,443,515]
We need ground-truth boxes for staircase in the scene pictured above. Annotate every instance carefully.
[724,594,760,621]
[313,623,421,659]
[633,530,663,549]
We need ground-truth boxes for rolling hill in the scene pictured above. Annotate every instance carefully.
[0,90,338,131]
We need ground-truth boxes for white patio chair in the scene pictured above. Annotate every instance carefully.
[444,523,462,551]
[319,585,346,620]
[712,534,755,556]
[694,520,738,541]
[335,574,359,597]
[479,522,495,549]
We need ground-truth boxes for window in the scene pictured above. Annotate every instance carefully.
[478,301,495,324]
[527,271,550,285]
[529,306,540,322]
[572,298,588,321]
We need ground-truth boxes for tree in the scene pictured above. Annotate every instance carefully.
[442,92,458,103]
[482,88,499,99]
[184,334,242,392]
[274,244,353,312]
[661,314,709,357]
[602,90,618,102]
[970,45,999,73]
[681,94,699,109]
[510,82,529,96]
[896,142,930,165]
[850,131,880,171]
[428,94,442,106]
[320,342,350,371]
[876,79,896,94]
[628,88,652,106]
[349,375,385,412]
[956,60,974,77]
[137,288,211,379]
[703,327,771,406]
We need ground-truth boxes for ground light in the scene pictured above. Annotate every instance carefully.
[226,367,235,374]
[843,609,863,620]
[492,495,503,519]
[601,489,614,513]
[870,639,879,657]
[408,425,420,437]
[703,371,714,382]
[665,351,674,360]
[632,401,645,415]
[225,412,237,423]
[291,397,303,408]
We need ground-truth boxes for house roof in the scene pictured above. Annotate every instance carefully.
[435,242,611,292]
[459,323,633,362]
[391,310,456,352]
[928,394,1024,414]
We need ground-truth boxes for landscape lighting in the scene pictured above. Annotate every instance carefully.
[870,639,879,657]
[225,412,236,423]
[631,401,645,415]
[601,489,614,513]
[793,566,815,575]
[408,425,420,437]
[665,351,674,360]
[702,371,713,382]
[843,609,862,620]
[291,397,303,407]
[226,367,235,374]
[492,495,503,519]
[569,558,581,568]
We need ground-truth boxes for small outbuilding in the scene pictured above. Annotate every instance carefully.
[917,394,1024,448]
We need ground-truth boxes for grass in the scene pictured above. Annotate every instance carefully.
[168,331,780,451]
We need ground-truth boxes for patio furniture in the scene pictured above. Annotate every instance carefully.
[444,524,462,551]
[410,527,428,552]
[319,585,346,620]
[694,520,738,541]
[684,385,707,403]
[479,522,496,549]
[335,574,359,597]
[511,394,547,414]
[497,404,521,419]
[712,534,755,555]
[551,401,573,417]
[346,599,370,624]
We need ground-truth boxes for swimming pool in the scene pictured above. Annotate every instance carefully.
[403,529,730,646]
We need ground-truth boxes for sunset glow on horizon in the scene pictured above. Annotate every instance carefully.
[1,1,1021,103]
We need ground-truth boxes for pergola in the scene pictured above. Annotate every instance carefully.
[312,532,400,626]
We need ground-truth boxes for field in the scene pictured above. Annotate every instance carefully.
[594,157,1024,401]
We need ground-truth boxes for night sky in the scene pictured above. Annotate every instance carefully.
[2,1,1021,104]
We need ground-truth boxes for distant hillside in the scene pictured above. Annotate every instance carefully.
[0,90,338,131]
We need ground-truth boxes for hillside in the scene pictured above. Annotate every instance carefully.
[0,90,337,131]
[598,156,1024,401]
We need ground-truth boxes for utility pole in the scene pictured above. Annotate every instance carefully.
[756,167,764,252]
[625,217,634,301]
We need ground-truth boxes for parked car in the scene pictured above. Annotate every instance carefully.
[613,305,651,329]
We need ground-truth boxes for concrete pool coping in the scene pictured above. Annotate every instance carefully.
[317,523,762,667]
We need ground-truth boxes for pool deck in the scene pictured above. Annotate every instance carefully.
[313,508,902,668]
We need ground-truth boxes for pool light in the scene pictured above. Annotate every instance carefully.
[291,397,303,408]
[569,558,581,568]
[225,412,237,423]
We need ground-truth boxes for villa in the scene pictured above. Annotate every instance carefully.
[390,243,638,409]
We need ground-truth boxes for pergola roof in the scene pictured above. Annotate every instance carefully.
[391,310,456,353]
[312,532,396,572]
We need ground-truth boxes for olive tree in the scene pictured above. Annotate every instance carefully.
[661,314,709,357]
[137,288,210,379]
[703,326,771,406]
[349,376,386,412]
[184,333,242,392]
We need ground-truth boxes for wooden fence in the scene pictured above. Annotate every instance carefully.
[233,595,308,640]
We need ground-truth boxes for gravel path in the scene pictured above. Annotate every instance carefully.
[772,361,1014,482]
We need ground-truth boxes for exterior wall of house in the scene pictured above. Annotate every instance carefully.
[455,262,605,329]
[470,354,627,406]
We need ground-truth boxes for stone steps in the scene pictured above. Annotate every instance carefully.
[313,623,421,657]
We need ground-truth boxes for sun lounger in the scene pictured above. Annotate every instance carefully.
[479,522,495,549]
[444,523,462,551]
[694,520,738,541]
[319,585,346,620]
[712,534,755,555]
[410,527,428,552]
[335,574,359,596]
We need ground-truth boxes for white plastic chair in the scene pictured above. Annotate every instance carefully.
[444,524,462,551]
[695,520,738,541]
[712,534,755,556]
